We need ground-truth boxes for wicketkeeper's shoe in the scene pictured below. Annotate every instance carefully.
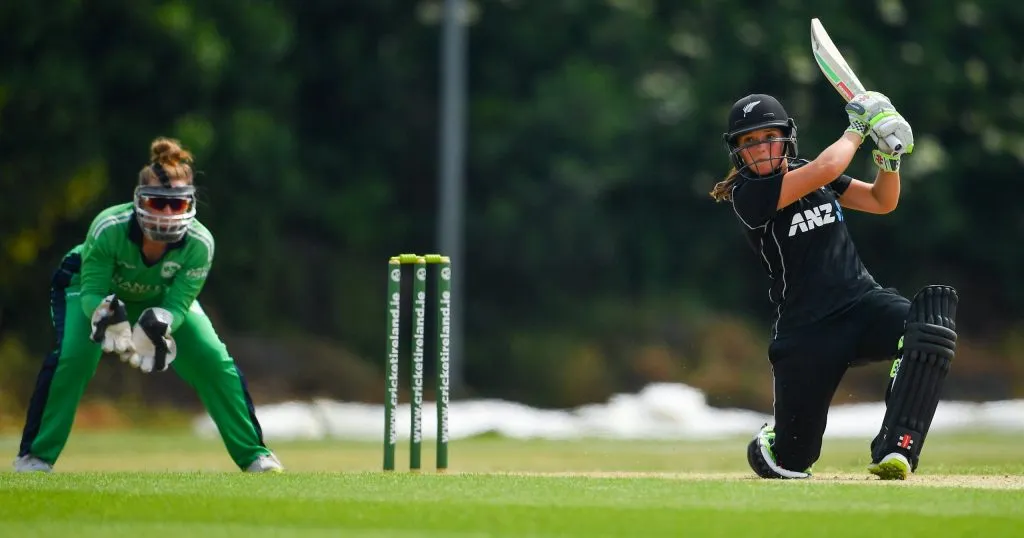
[245,452,284,473]
[868,452,910,480]
[746,423,812,479]
[13,454,53,473]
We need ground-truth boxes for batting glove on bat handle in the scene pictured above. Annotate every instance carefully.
[872,149,902,172]
[845,92,896,139]
[883,134,903,155]
[870,114,914,156]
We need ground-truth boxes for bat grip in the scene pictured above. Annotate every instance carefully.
[885,134,904,155]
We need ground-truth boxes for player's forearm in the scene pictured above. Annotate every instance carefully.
[816,131,864,180]
[870,170,901,213]
[81,293,104,318]
[161,282,205,332]
[160,250,213,331]
[78,241,117,317]
[806,130,864,182]
[158,297,190,333]
[78,265,112,317]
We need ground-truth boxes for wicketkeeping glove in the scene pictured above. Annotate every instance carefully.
[124,307,177,373]
[90,294,134,356]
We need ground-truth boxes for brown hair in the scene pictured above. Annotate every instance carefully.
[138,137,194,186]
[709,167,738,202]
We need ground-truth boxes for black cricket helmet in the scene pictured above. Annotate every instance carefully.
[723,94,798,178]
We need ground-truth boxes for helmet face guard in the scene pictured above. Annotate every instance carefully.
[133,185,196,242]
[723,94,799,179]
[724,119,798,179]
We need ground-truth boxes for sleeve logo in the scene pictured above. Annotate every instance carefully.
[185,266,210,280]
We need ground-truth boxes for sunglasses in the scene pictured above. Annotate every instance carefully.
[142,197,192,212]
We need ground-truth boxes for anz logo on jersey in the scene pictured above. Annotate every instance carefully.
[788,200,844,237]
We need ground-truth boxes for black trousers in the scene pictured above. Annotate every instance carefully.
[768,287,910,472]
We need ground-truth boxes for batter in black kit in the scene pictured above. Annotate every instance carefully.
[708,92,958,480]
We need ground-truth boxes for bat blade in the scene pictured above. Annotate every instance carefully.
[810,18,903,154]
[810,18,865,101]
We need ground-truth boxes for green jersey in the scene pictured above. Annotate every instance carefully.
[70,202,215,332]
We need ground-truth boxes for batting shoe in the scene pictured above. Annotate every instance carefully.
[245,452,284,473]
[13,454,53,473]
[868,452,910,480]
[746,424,812,479]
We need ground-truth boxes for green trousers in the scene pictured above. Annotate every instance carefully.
[19,271,271,469]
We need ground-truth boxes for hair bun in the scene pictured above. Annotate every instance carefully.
[150,137,193,166]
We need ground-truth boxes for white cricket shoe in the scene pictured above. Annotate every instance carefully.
[868,452,910,480]
[13,454,53,473]
[244,453,284,473]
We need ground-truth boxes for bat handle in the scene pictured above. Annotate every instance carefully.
[884,134,904,155]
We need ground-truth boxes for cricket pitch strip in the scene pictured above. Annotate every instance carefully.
[488,471,1024,489]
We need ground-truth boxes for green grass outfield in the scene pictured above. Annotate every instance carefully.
[1,430,1023,537]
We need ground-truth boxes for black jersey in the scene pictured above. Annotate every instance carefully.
[730,159,879,338]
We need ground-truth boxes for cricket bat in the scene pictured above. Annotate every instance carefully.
[810,18,903,154]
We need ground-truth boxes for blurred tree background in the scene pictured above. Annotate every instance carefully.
[1,0,1022,425]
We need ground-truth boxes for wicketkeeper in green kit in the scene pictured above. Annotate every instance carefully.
[13,137,283,473]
